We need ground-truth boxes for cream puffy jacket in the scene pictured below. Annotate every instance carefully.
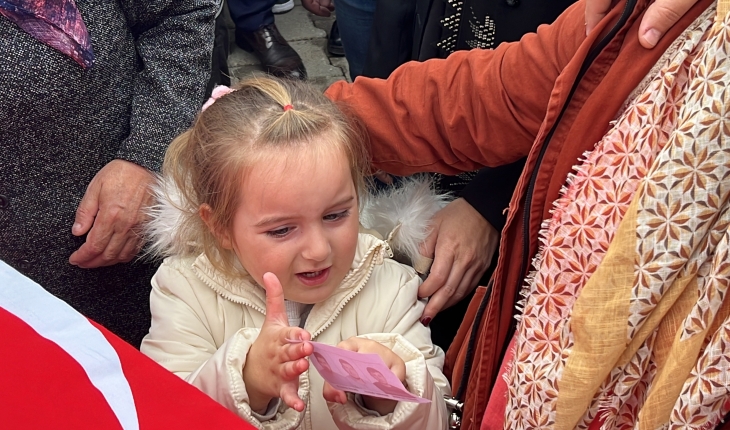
[141,232,451,430]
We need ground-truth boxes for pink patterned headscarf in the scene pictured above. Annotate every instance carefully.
[0,0,94,68]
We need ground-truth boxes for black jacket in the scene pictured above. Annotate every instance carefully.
[363,0,576,232]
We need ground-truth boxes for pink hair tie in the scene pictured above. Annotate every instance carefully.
[201,85,235,112]
[283,104,294,111]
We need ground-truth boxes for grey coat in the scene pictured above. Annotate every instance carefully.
[0,0,217,346]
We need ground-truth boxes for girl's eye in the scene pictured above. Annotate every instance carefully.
[266,227,291,238]
[324,210,350,222]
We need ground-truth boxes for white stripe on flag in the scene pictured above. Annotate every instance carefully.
[0,260,139,430]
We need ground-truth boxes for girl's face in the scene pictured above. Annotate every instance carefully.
[228,144,360,304]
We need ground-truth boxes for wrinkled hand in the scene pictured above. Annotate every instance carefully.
[323,337,405,415]
[586,0,700,48]
[244,273,313,413]
[69,159,154,268]
[301,0,335,17]
[417,198,499,323]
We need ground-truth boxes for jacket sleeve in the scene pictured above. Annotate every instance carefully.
[115,0,218,172]
[140,262,301,430]
[329,270,450,430]
[324,0,586,176]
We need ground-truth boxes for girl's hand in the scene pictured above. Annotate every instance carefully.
[322,337,406,415]
[243,273,313,413]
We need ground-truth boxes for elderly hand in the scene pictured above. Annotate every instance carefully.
[69,159,154,268]
[586,0,700,48]
[417,198,499,324]
[301,0,335,17]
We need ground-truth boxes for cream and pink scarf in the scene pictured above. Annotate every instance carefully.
[503,3,730,429]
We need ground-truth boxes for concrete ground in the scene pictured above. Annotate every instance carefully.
[227,1,351,92]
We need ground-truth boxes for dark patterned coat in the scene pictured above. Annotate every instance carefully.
[0,0,217,346]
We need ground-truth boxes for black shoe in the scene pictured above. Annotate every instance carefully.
[327,20,345,57]
[272,0,294,14]
[236,23,307,80]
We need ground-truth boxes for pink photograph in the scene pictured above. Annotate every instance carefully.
[301,341,430,403]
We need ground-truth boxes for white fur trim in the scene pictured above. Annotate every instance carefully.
[144,176,199,258]
[360,175,452,271]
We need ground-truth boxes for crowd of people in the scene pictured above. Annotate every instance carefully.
[2,0,729,428]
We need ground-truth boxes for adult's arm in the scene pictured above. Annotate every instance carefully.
[69,0,217,268]
[117,0,217,172]
[325,1,586,176]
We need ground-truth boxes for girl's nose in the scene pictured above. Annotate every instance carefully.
[302,229,331,262]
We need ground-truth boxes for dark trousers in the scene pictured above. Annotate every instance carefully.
[228,0,276,32]
[206,1,232,97]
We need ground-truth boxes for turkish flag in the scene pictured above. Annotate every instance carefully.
[0,261,254,430]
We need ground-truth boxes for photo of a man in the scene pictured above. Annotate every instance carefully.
[311,352,352,389]
[339,359,364,383]
[366,367,409,397]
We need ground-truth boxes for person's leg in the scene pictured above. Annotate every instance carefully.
[334,0,377,80]
[206,0,232,97]
[227,0,275,33]
[227,0,306,79]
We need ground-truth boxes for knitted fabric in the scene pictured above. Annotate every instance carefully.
[0,0,216,346]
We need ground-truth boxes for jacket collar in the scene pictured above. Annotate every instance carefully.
[190,233,393,338]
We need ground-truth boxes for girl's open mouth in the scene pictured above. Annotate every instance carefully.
[296,267,330,286]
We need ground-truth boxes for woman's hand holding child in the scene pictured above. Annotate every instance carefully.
[323,337,406,415]
[243,273,314,413]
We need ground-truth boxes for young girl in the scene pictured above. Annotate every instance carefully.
[141,77,450,429]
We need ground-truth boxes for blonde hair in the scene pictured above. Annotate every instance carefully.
[159,77,369,277]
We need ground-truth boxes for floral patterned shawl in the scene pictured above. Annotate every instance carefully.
[0,0,93,68]
[504,3,730,429]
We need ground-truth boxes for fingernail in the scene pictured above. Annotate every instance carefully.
[72,223,82,234]
[643,28,661,48]
[421,317,432,326]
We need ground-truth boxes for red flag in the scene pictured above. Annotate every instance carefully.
[0,261,254,430]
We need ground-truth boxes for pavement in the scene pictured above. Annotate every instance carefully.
[227,1,351,92]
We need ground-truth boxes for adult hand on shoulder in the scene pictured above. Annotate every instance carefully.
[585,0,700,48]
[69,159,154,268]
[301,0,335,17]
[418,198,499,324]
[245,273,313,413]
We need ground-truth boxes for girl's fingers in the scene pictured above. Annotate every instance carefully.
[322,382,347,404]
[336,336,361,352]
[281,341,313,362]
[280,326,312,344]
[280,384,305,411]
[280,358,309,380]
[389,360,407,383]
[262,272,289,327]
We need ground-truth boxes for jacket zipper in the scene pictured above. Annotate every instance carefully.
[192,268,267,314]
[448,1,639,427]
[309,242,390,338]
